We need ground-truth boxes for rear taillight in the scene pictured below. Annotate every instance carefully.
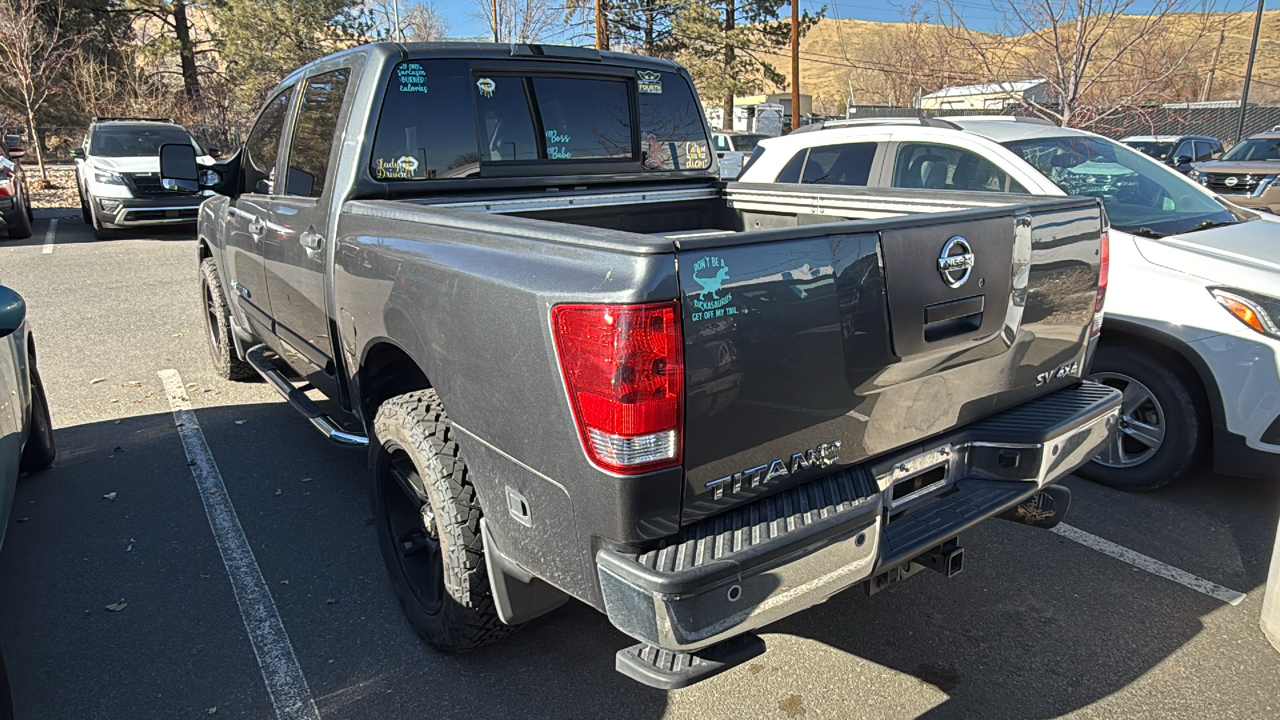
[1091,229,1109,336]
[0,171,13,197]
[552,302,683,474]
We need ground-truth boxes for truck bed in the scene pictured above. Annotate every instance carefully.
[338,181,1104,525]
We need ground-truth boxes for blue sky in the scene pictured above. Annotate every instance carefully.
[432,0,1270,41]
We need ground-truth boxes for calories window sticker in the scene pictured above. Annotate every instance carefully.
[397,63,428,94]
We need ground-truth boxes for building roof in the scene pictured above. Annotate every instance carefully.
[922,80,1046,100]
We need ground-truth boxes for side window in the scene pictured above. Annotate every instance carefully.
[893,142,1014,192]
[714,135,730,152]
[244,88,293,194]
[1173,140,1193,161]
[286,69,351,198]
[1194,141,1217,162]
[799,143,876,186]
[776,150,807,183]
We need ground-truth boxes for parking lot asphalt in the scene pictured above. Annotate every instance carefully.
[2,210,1279,719]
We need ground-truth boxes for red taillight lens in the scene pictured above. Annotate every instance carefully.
[552,302,683,474]
[1091,229,1109,336]
[0,171,13,197]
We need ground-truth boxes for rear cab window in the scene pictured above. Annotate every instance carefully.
[370,59,712,181]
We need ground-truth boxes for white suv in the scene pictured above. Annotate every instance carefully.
[72,118,216,239]
[739,116,1280,489]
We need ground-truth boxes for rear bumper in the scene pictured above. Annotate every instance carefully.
[96,196,201,227]
[596,381,1121,651]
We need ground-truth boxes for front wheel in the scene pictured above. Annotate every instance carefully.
[371,390,515,652]
[1077,344,1201,491]
[3,201,32,240]
[199,258,255,381]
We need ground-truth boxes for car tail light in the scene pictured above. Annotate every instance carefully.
[0,169,13,197]
[552,302,683,474]
[1091,229,1109,336]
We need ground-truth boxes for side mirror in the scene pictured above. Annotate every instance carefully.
[0,284,27,339]
[159,142,199,193]
[207,148,222,159]
[69,148,85,160]
[1175,155,1193,167]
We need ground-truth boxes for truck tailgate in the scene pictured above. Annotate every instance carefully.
[677,199,1104,521]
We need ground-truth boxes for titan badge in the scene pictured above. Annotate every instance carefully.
[705,441,842,500]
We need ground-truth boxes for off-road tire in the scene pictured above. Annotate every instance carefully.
[199,258,255,381]
[1078,343,1201,491]
[371,389,516,652]
[18,361,55,474]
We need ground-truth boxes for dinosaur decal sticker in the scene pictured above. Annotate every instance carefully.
[689,256,739,321]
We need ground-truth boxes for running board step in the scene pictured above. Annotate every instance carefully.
[616,634,765,690]
[244,344,368,447]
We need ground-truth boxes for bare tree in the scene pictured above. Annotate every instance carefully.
[862,4,969,107]
[942,0,1219,128]
[363,0,450,41]
[472,0,565,43]
[0,0,86,181]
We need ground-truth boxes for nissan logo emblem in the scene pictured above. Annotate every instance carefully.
[938,236,975,289]
[1224,176,1239,187]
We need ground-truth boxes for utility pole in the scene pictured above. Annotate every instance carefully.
[492,0,500,42]
[392,0,402,42]
[791,0,800,131]
[596,0,609,50]
[1236,0,1265,142]
[1200,24,1225,102]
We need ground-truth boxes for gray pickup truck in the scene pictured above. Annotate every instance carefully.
[161,42,1121,688]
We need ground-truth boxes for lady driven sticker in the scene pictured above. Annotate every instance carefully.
[373,156,422,180]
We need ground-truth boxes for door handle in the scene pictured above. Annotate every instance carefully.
[300,231,325,259]
[248,217,266,238]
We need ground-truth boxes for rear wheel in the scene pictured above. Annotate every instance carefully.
[371,389,515,651]
[3,199,32,240]
[199,258,255,381]
[1078,344,1201,491]
[19,360,55,474]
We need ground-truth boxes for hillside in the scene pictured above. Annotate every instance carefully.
[754,10,1280,115]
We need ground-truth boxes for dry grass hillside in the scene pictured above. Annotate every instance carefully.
[755,10,1280,115]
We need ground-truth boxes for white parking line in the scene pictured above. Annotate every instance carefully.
[1052,523,1247,606]
[41,218,57,254]
[159,369,322,720]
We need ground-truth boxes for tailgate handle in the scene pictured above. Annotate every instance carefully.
[924,295,984,342]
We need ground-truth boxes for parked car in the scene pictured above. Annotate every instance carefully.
[1122,134,1223,174]
[0,143,33,240]
[0,282,57,719]
[1187,130,1280,214]
[740,115,1280,489]
[166,43,1118,688]
[71,117,217,240]
[712,131,769,179]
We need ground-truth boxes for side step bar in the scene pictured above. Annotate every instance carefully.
[616,634,765,690]
[244,344,368,447]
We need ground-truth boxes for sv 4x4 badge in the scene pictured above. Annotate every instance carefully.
[1036,361,1080,387]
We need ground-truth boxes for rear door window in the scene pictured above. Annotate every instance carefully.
[776,150,807,183]
[799,143,876,186]
[286,69,351,197]
[893,142,1015,193]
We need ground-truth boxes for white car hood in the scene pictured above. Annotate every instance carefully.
[88,155,214,174]
[1132,217,1280,295]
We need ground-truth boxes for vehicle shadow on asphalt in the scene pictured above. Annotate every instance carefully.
[0,209,197,250]
[5,401,1276,719]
